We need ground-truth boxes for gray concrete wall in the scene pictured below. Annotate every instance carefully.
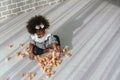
[0,0,63,20]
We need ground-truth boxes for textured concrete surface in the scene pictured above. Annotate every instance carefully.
[0,0,120,80]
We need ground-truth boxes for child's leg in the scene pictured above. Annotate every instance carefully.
[33,46,53,55]
[29,44,53,59]
[33,45,44,55]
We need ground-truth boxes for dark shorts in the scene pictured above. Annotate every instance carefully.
[33,35,60,55]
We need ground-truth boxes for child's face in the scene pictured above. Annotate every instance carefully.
[36,30,45,38]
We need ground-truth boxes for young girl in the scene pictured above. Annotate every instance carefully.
[26,15,62,59]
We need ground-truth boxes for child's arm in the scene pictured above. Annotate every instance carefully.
[52,43,58,50]
[52,42,60,52]
[50,35,61,56]
[29,43,35,59]
[52,42,62,57]
[43,48,53,53]
[29,43,34,53]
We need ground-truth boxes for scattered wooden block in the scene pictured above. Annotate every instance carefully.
[63,46,69,52]
[19,53,25,59]
[65,53,71,58]
[26,72,35,80]
[19,43,24,49]
[8,44,12,49]
[31,73,35,78]
[57,60,62,64]
[26,77,31,80]
[46,72,51,78]
[24,51,29,55]
[15,52,20,57]
[3,77,8,80]
[5,57,11,62]
[27,72,31,77]
[23,48,29,55]
[19,73,24,78]
[53,64,57,67]
[40,66,45,72]
[50,71,55,75]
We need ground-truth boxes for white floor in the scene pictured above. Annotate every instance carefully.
[0,0,120,80]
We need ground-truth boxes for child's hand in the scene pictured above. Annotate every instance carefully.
[48,48,54,52]
[54,49,63,58]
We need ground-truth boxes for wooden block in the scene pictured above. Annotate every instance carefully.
[5,57,11,62]
[46,69,51,73]
[56,62,60,66]
[40,66,44,72]
[16,52,20,57]
[44,61,47,65]
[26,72,35,79]
[63,46,69,52]
[27,72,31,77]
[53,64,57,67]
[26,77,31,80]
[63,48,69,52]
[48,56,52,60]
[19,43,24,49]
[23,48,29,55]
[52,58,55,63]
[46,72,51,78]
[31,73,35,78]
[3,77,8,80]
[8,44,12,49]
[57,60,62,64]
[19,54,25,59]
[43,67,47,72]
[24,51,29,55]
[19,73,24,78]
[65,53,71,58]
[23,48,27,52]
[50,71,55,75]
[46,75,50,78]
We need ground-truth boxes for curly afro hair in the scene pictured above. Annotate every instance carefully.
[26,15,50,34]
